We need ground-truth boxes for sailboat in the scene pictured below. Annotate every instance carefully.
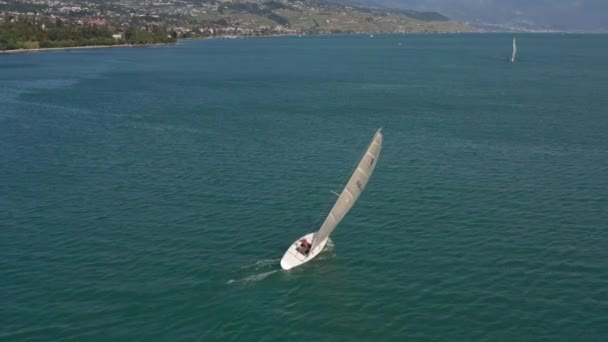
[510,36,517,62]
[280,129,383,270]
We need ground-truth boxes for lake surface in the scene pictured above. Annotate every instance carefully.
[1,34,607,341]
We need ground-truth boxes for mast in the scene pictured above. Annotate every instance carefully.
[310,129,383,251]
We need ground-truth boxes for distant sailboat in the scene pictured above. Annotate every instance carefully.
[280,129,383,270]
[510,37,517,62]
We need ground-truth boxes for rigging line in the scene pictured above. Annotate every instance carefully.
[307,130,377,232]
[335,131,373,192]
[308,198,332,231]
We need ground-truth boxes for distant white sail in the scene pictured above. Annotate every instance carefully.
[310,129,383,251]
[511,37,517,62]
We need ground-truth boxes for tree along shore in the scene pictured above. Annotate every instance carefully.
[0,42,176,54]
[0,18,175,52]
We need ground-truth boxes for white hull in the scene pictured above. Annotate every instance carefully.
[280,232,328,270]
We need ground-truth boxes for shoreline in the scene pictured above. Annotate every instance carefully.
[3,31,591,55]
[0,31,479,55]
[0,42,176,54]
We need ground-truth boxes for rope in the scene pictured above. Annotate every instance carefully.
[307,132,372,231]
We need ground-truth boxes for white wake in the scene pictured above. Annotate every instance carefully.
[228,258,280,285]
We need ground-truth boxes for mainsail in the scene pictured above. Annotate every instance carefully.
[511,37,517,62]
[310,128,383,251]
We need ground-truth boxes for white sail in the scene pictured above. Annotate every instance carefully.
[511,37,517,62]
[310,128,383,251]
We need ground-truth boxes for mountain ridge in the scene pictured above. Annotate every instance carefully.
[1,0,476,36]
[333,0,608,32]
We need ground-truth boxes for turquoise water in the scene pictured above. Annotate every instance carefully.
[1,34,607,341]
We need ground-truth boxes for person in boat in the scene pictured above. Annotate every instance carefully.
[298,238,311,255]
